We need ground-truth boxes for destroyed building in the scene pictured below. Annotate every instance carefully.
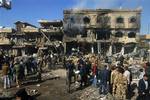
[0,20,63,56]
[0,8,142,56]
[38,20,64,55]
[0,27,15,56]
[63,8,141,56]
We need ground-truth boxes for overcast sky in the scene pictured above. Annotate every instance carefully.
[0,0,149,34]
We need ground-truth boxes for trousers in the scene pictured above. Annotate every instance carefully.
[3,75,10,89]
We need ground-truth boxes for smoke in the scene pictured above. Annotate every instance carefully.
[73,0,143,9]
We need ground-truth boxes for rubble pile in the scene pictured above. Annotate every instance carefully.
[42,72,60,81]
[0,91,14,99]
[79,86,115,100]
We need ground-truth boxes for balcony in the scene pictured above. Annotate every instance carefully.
[128,23,139,29]
[118,36,137,44]
[0,37,11,45]
[115,23,125,29]
[21,27,39,33]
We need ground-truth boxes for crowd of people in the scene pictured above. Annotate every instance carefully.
[65,54,150,100]
[0,54,42,89]
[1,49,150,100]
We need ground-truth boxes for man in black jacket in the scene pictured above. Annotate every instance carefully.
[137,74,150,100]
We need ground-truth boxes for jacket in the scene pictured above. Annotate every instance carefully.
[138,79,150,95]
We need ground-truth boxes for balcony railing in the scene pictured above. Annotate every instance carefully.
[115,23,125,28]
[128,23,139,29]
[0,38,11,45]
[21,28,39,33]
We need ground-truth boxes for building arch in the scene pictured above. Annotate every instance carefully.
[129,16,137,23]
[116,16,124,23]
[115,31,123,37]
[128,32,136,38]
[83,16,90,24]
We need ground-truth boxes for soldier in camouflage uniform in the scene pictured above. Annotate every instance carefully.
[110,66,119,95]
[114,67,127,100]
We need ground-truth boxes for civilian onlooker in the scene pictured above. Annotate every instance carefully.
[79,63,87,88]
[2,62,10,89]
[13,59,21,88]
[137,74,150,100]
[8,60,14,85]
[99,65,109,95]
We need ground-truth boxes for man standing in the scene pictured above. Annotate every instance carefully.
[13,59,21,88]
[2,62,10,89]
[99,65,109,95]
[111,66,119,96]
[79,63,87,88]
[123,66,131,99]
[137,74,150,100]
[114,67,127,100]
[66,60,75,83]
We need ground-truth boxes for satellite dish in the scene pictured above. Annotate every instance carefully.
[0,0,11,9]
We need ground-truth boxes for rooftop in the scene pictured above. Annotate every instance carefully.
[38,19,63,27]
[64,8,142,14]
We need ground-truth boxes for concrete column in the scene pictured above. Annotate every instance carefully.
[21,49,25,56]
[133,46,137,53]
[91,44,94,53]
[64,42,66,54]
[108,45,112,56]
[121,46,124,55]
[97,42,100,54]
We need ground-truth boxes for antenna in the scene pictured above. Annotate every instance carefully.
[119,2,122,9]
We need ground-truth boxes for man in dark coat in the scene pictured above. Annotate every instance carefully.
[99,65,110,94]
[137,74,150,100]
[79,63,87,88]
[66,60,75,83]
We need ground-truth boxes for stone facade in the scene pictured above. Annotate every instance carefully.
[63,8,141,55]
[0,20,63,56]
[0,8,142,56]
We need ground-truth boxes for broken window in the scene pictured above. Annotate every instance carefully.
[116,17,124,23]
[128,32,136,38]
[115,31,123,37]
[96,30,111,40]
[83,16,90,24]
[101,43,110,55]
[70,16,75,23]
[66,41,78,55]
[124,43,136,54]
[129,17,137,23]
[113,43,123,54]
[97,16,110,27]
[81,31,87,37]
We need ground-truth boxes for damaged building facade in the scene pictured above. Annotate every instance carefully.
[0,20,63,56]
[63,9,141,56]
[0,8,141,56]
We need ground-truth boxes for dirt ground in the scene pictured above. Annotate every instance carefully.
[0,68,84,100]
[0,68,138,100]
